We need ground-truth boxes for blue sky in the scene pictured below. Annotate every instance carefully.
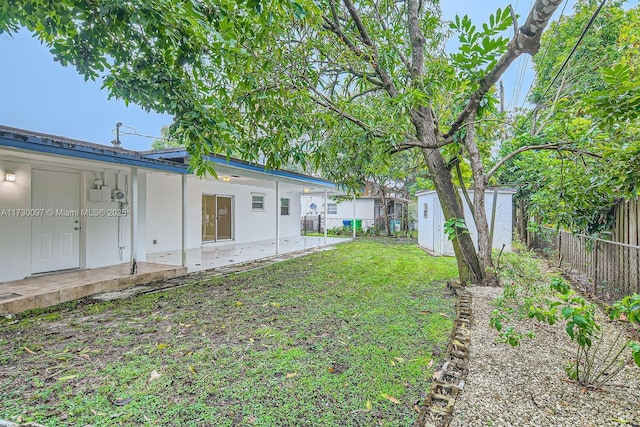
[0,0,596,151]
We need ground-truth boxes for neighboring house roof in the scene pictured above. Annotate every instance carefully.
[359,195,412,204]
[144,148,338,189]
[0,125,189,174]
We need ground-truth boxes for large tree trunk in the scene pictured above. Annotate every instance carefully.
[421,147,483,284]
[411,105,483,284]
[464,116,499,285]
[380,187,391,236]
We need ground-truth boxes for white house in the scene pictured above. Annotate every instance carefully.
[143,149,339,253]
[417,188,516,256]
[0,126,338,284]
[301,182,410,233]
[301,194,375,231]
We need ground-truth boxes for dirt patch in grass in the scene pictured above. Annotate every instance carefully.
[0,240,458,427]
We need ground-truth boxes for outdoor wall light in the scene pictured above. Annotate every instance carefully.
[4,172,16,182]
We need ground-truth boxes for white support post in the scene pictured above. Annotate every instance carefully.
[275,181,280,254]
[181,174,188,267]
[324,189,328,245]
[352,194,356,239]
[130,167,138,274]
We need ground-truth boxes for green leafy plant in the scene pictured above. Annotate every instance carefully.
[489,244,550,346]
[608,294,640,367]
[530,278,640,388]
[443,217,469,241]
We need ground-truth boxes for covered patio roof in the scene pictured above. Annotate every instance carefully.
[144,149,340,192]
[0,125,189,174]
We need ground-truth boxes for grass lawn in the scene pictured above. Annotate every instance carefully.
[0,239,458,427]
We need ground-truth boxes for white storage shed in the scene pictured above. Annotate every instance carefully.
[417,188,516,256]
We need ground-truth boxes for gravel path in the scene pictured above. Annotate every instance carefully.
[449,286,640,427]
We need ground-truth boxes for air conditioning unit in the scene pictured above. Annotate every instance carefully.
[113,190,127,203]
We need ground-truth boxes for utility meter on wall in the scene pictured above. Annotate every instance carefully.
[113,190,127,203]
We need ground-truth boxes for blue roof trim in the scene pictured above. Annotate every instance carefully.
[145,149,337,188]
[0,131,189,174]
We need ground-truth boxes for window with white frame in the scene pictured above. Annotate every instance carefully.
[252,194,265,211]
[281,198,290,215]
[327,203,338,215]
[423,203,429,219]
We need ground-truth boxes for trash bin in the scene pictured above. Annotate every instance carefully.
[355,219,362,230]
[342,220,352,227]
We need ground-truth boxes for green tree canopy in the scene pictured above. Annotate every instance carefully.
[496,1,640,235]
[1,0,566,284]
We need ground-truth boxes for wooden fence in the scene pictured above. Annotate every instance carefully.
[612,198,640,246]
[532,227,640,304]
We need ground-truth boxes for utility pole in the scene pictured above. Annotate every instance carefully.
[113,122,122,146]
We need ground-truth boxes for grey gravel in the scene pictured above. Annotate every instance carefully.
[450,286,640,427]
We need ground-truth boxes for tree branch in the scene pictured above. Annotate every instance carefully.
[373,0,411,73]
[347,68,385,88]
[305,82,385,138]
[322,1,373,62]
[348,86,384,101]
[445,0,565,139]
[342,0,399,97]
[485,143,603,183]
[389,140,426,153]
[407,0,425,80]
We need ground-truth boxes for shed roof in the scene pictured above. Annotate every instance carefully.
[415,187,517,197]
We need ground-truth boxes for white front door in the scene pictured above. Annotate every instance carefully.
[32,169,81,274]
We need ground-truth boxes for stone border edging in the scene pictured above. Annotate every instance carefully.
[414,282,473,427]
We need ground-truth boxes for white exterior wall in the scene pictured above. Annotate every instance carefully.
[82,169,133,268]
[0,159,32,281]
[0,153,144,282]
[301,195,376,230]
[145,172,183,253]
[146,174,302,252]
[1,147,311,283]
[417,189,515,256]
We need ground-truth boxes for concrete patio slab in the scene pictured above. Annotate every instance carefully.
[0,236,351,315]
[0,263,187,315]
[147,236,351,273]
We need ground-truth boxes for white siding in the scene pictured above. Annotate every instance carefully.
[145,174,303,252]
[83,169,133,268]
[146,173,183,252]
[0,153,140,282]
[0,160,32,281]
[417,189,515,256]
[300,195,376,230]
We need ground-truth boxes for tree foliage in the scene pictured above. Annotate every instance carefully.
[497,0,640,234]
[1,0,566,284]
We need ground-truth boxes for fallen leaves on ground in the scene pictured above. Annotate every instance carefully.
[380,393,400,404]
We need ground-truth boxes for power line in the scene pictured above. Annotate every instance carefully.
[519,0,570,109]
[527,0,609,118]
[509,0,533,110]
[111,124,166,140]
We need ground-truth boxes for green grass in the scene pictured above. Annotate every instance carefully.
[0,240,457,426]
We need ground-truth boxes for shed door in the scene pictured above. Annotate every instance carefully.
[31,169,81,274]
[433,198,442,254]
